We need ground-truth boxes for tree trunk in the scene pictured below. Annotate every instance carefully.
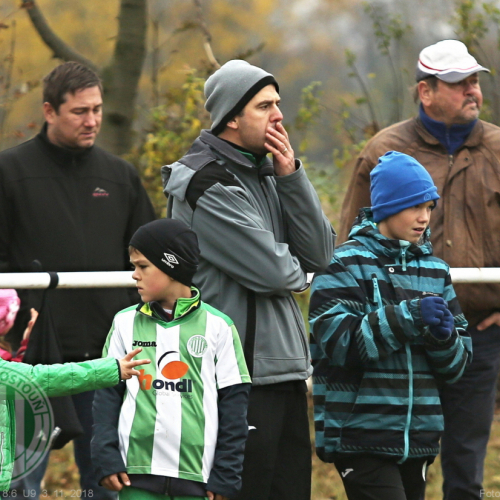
[98,0,147,155]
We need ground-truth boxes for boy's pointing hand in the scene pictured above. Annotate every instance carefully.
[119,347,151,380]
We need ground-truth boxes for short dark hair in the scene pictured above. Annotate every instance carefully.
[412,76,439,103]
[43,62,103,113]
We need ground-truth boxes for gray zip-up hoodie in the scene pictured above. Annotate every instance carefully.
[162,130,334,385]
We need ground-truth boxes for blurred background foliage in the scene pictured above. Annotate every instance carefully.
[4,0,500,228]
[2,0,500,228]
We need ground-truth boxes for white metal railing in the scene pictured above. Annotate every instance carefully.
[0,268,499,289]
[0,272,135,289]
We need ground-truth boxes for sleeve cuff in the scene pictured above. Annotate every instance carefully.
[274,159,303,181]
[423,328,456,347]
[407,298,425,329]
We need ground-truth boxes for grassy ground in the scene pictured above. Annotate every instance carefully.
[39,400,500,499]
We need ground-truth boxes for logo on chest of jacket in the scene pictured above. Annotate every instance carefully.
[92,187,109,197]
[138,350,193,397]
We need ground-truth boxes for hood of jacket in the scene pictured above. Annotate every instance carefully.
[162,130,274,202]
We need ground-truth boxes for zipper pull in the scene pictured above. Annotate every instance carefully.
[401,246,408,271]
[372,274,383,308]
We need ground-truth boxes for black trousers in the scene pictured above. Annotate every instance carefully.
[237,382,311,500]
[334,455,428,500]
[440,323,500,500]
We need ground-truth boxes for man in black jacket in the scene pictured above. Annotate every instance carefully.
[0,62,155,499]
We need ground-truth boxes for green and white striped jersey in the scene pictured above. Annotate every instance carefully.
[103,292,251,483]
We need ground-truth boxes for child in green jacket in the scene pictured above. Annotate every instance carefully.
[0,288,150,491]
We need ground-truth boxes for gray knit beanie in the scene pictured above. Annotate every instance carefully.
[204,60,279,136]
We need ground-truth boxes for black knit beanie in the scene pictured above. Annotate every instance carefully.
[130,219,200,287]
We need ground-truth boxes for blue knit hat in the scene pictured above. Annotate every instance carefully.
[370,151,439,223]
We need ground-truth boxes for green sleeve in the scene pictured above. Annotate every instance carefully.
[7,357,120,397]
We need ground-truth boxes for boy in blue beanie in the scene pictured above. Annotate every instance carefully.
[309,151,472,500]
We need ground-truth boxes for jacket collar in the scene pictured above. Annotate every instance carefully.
[36,122,94,166]
[348,208,433,262]
[418,105,476,154]
[199,130,274,176]
[137,286,201,323]
[414,114,484,150]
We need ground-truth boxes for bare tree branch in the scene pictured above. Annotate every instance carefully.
[193,0,220,69]
[21,0,97,72]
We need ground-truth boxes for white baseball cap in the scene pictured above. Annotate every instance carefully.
[416,40,489,83]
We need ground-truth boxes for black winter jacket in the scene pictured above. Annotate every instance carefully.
[0,125,155,360]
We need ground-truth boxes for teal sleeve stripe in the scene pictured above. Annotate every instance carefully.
[360,317,380,361]
[447,355,469,384]
[399,300,421,336]
[332,330,351,366]
[378,307,405,350]
[313,270,361,290]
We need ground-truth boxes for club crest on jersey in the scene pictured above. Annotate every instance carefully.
[138,350,193,396]
[187,335,208,357]
[161,252,179,269]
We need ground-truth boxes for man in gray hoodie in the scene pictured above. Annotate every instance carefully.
[162,60,334,500]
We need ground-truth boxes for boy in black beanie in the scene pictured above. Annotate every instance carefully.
[92,219,251,500]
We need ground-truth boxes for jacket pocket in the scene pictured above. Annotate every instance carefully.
[339,368,408,454]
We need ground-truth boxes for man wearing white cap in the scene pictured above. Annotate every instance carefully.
[338,40,500,500]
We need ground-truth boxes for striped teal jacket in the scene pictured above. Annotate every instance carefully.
[309,208,472,464]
